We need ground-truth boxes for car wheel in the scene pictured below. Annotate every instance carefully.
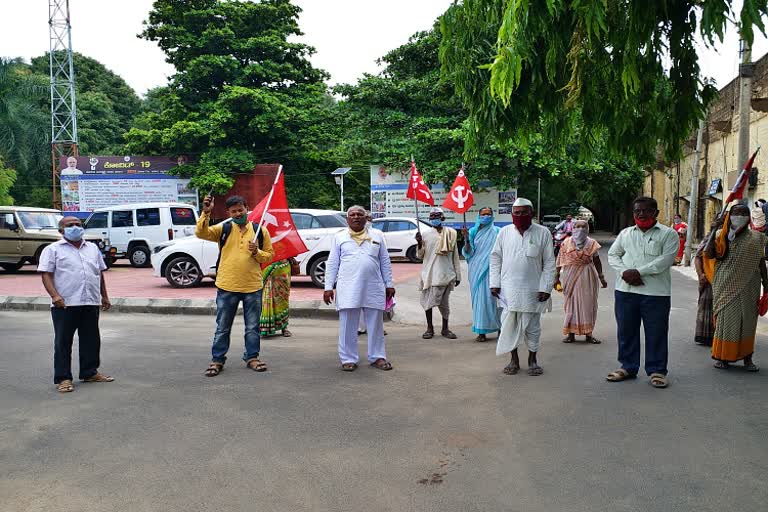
[309,255,327,288]
[406,245,421,263]
[0,262,24,272]
[165,256,203,288]
[128,245,151,268]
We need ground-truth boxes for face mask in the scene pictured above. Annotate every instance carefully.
[430,218,442,227]
[634,215,656,230]
[512,214,532,231]
[730,215,749,229]
[572,228,587,243]
[62,225,84,242]
[231,215,248,225]
[479,215,492,225]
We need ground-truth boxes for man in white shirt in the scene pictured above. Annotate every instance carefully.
[606,196,679,388]
[490,198,556,376]
[324,206,395,371]
[415,207,462,339]
[38,216,113,393]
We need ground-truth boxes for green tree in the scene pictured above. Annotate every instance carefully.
[439,0,765,162]
[0,157,17,205]
[126,0,339,207]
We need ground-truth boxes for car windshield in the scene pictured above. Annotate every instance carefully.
[315,214,347,228]
[17,211,63,229]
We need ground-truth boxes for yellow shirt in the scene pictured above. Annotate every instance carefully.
[195,212,274,293]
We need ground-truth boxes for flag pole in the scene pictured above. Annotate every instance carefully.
[254,164,283,243]
[412,155,421,235]
[461,162,467,228]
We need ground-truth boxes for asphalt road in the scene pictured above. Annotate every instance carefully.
[2,259,768,511]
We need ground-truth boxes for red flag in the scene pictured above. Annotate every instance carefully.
[248,173,308,267]
[725,147,760,204]
[405,160,434,206]
[442,168,474,213]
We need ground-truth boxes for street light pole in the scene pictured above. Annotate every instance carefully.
[537,174,541,222]
[340,174,344,212]
[684,119,705,266]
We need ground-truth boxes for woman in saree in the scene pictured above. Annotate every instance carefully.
[461,207,501,342]
[554,220,608,343]
[259,257,297,337]
[704,204,767,371]
[693,237,714,346]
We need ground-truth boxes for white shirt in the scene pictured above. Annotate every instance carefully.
[416,228,462,289]
[490,223,556,313]
[607,223,678,296]
[37,239,106,307]
[324,229,394,310]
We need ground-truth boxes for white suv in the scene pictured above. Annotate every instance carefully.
[151,209,346,288]
[84,202,199,267]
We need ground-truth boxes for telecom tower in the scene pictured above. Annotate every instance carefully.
[48,0,78,208]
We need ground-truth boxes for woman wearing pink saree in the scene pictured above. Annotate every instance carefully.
[555,220,608,343]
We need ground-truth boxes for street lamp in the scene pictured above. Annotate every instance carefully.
[331,167,352,212]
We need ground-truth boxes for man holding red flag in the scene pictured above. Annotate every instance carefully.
[247,173,308,338]
[196,194,274,377]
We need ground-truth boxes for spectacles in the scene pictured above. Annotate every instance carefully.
[633,208,656,215]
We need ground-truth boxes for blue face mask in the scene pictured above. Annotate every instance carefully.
[429,218,442,227]
[62,225,84,242]
[479,215,493,225]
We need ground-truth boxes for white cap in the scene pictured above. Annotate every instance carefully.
[513,197,533,208]
[430,207,444,215]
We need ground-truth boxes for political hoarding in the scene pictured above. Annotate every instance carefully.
[58,156,199,212]
[370,165,517,226]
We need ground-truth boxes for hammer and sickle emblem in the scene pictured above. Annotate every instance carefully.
[451,185,471,209]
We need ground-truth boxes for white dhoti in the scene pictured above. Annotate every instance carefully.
[496,311,542,355]
[338,308,386,364]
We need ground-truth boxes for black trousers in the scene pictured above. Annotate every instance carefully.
[52,306,101,384]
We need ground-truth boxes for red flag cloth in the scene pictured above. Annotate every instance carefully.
[405,160,434,206]
[442,168,474,214]
[247,173,308,268]
[725,148,760,204]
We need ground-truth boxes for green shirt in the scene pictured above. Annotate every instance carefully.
[608,223,679,296]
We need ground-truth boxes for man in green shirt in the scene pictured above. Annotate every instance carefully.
[606,196,679,388]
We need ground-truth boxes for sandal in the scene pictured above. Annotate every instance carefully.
[586,336,602,344]
[562,336,575,343]
[606,368,636,382]
[81,372,114,383]
[441,330,458,339]
[341,363,358,372]
[649,373,668,388]
[56,380,74,393]
[205,362,224,377]
[282,329,293,337]
[527,365,544,376]
[475,335,488,342]
[246,358,267,372]
[502,362,519,375]
[370,358,393,371]
[745,362,760,372]
[422,330,434,339]
[713,360,730,370]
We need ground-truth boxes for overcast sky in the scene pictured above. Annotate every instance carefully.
[1,0,767,95]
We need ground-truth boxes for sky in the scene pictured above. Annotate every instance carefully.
[1,0,767,95]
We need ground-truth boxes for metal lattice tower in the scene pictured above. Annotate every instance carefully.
[48,0,78,208]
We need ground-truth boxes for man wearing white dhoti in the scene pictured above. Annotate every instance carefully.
[416,207,462,339]
[324,206,396,371]
[490,198,556,376]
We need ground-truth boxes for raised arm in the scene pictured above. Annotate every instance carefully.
[195,211,223,243]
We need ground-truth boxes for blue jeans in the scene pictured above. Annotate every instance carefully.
[614,290,670,376]
[211,289,263,364]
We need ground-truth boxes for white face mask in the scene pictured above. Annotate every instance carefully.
[730,215,749,229]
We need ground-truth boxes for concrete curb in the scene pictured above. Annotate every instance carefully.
[0,295,339,319]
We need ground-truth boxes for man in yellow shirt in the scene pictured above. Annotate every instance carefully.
[196,194,274,377]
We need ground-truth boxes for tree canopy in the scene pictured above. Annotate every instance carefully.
[440,0,767,163]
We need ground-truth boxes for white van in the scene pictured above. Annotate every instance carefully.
[84,202,199,267]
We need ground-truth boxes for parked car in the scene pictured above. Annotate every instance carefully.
[370,217,434,262]
[84,202,199,268]
[0,206,113,272]
[541,214,561,232]
[151,209,346,288]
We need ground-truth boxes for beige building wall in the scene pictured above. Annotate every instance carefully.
[648,53,768,241]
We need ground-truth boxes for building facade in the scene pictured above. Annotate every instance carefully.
[644,52,768,241]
